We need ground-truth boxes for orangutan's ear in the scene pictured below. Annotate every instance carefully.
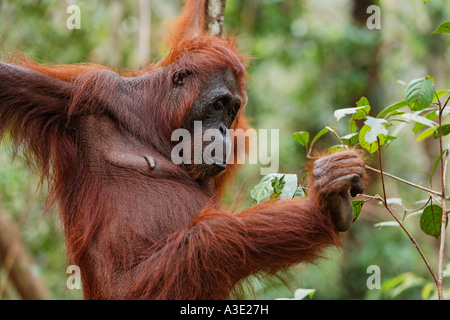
[172,68,193,87]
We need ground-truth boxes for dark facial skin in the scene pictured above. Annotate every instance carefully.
[183,68,242,179]
[74,68,244,183]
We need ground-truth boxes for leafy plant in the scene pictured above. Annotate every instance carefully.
[252,0,450,301]
[250,75,450,299]
[250,174,305,204]
[305,77,448,299]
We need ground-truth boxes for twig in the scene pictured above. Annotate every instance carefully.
[436,94,449,299]
[358,194,381,201]
[438,95,450,116]
[376,137,439,288]
[365,165,441,196]
[329,127,346,147]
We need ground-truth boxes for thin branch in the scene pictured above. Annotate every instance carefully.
[376,138,439,288]
[379,195,439,287]
[439,96,450,116]
[436,96,449,300]
[330,127,346,146]
[358,193,381,201]
[365,165,441,196]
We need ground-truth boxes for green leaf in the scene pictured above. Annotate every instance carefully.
[417,127,437,142]
[359,124,386,154]
[276,288,316,300]
[309,127,331,152]
[433,124,450,138]
[334,97,371,122]
[432,21,450,34]
[412,111,438,134]
[359,117,388,153]
[292,131,309,148]
[374,221,400,228]
[405,76,435,111]
[400,113,438,129]
[334,105,370,121]
[354,97,371,119]
[341,133,359,146]
[250,180,273,204]
[278,174,298,199]
[377,100,408,118]
[433,90,449,102]
[385,135,397,144]
[381,273,426,299]
[422,283,436,300]
[292,288,315,300]
[363,117,389,143]
[272,174,286,196]
[349,117,358,134]
[352,200,365,220]
[430,149,448,186]
[293,186,306,198]
[328,145,346,153]
[262,173,298,199]
[420,205,447,238]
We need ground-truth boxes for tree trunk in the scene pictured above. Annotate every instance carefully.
[0,210,50,300]
[205,0,227,37]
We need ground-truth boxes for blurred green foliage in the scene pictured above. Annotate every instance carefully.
[0,0,449,300]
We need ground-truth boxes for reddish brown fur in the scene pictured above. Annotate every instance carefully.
[0,0,363,300]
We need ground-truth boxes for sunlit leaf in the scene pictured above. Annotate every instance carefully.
[363,117,389,143]
[276,288,316,300]
[354,97,371,120]
[250,180,273,204]
[374,221,400,228]
[278,174,298,199]
[328,144,346,153]
[433,90,449,102]
[334,105,370,121]
[432,21,450,34]
[400,113,438,129]
[293,186,306,198]
[377,100,408,118]
[292,131,309,148]
[359,116,388,153]
[430,149,448,186]
[412,111,437,134]
[352,200,365,220]
[341,133,359,146]
[359,125,385,154]
[417,127,437,142]
[252,172,304,203]
[381,273,427,299]
[421,283,435,300]
[349,117,358,134]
